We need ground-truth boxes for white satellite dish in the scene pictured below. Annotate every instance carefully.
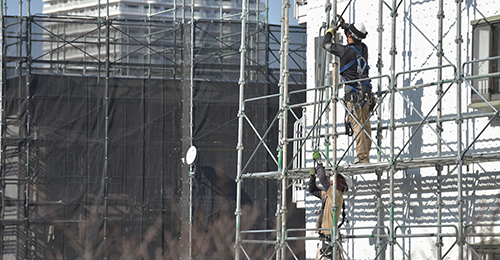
[185,146,197,165]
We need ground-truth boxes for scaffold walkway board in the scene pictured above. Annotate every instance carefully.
[242,152,500,179]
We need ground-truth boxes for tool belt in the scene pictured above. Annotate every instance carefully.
[344,91,364,103]
[345,91,375,112]
[318,233,333,259]
[319,233,332,241]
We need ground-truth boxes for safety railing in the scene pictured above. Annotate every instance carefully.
[395,224,459,259]
[464,224,500,260]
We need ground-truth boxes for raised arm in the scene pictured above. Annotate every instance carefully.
[308,172,322,199]
[316,161,330,191]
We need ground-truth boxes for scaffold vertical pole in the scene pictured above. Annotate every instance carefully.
[279,0,290,258]
[25,2,32,258]
[436,0,444,258]
[234,0,248,259]
[0,0,4,248]
[331,0,338,169]
[376,1,385,258]
[324,0,333,162]
[376,0,384,164]
[103,3,111,258]
[188,3,195,259]
[389,0,398,259]
[455,0,464,259]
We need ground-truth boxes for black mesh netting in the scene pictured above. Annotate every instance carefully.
[1,16,306,259]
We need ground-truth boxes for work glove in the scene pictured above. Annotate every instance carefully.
[309,168,316,177]
[313,150,321,161]
[326,27,336,36]
[338,15,348,30]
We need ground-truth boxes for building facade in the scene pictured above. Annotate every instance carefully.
[42,0,263,20]
[294,0,500,259]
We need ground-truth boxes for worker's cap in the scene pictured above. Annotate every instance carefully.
[342,174,353,191]
[348,22,367,40]
[330,173,352,192]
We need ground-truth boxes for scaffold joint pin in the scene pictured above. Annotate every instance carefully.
[325,3,331,12]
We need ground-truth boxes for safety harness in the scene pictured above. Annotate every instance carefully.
[340,45,371,107]
[317,175,349,231]
[340,45,372,137]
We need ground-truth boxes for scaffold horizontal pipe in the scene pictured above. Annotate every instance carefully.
[464,233,500,237]
[337,75,391,89]
[396,233,457,238]
[395,224,458,235]
[288,85,333,99]
[220,12,243,20]
[13,60,173,68]
[287,133,329,142]
[5,19,24,27]
[462,55,500,71]
[0,220,24,225]
[470,153,500,161]
[395,64,457,80]
[463,71,500,81]
[240,240,278,245]
[288,100,330,109]
[285,228,333,237]
[244,93,281,103]
[242,171,282,179]
[240,229,279,234]
[396,79,454,92]
[285,236,328,241]
[147,7,176,17]
[334,111,497,138]
[464,223,500,234]
[145,27,179,36]
[341,225,390,233]
[242,154,500,180]
[343,234,390,239]
[217,31,243,39]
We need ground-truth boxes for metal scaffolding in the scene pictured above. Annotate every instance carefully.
[234,0,500,259]
[0,1,308,259]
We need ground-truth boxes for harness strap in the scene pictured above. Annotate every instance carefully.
[340,45,371,108]
[337,200,348,230]
[339,57,357,74]
[339,45,370,74]
[317,194,328,228]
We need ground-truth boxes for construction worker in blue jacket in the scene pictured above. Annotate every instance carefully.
[323,20,372,164]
